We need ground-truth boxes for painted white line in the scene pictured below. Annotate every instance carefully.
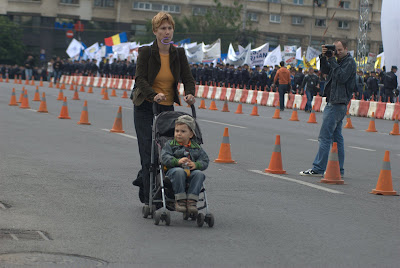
[0,203,6,209]
[27,109,37,112]
[101,129,137,140]
[249,169,344,194]
[37,231,50,241]
[121,106,133,110]
[307,139,318,142]
[198,119,247,129]
[10,234,19,241]
[348,146,376,152]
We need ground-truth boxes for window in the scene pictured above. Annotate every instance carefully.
[315,18,326,27]
[338,20,349,29]
[133,2,181,13]
[265,36,279,47]
[365,23,371,31]
[94,0,114,7]
[270,14,281,23]
[313,0,326,7]
[293,0,303,5]
[287,38,301,47]
[339,1,350,9]
[268,0,280,3]
[60,0,79,4]
[193,6,207,16]
[292,16,303,25]
[131,24,147,36]
[311,40,323,50]
[247,12,258,22]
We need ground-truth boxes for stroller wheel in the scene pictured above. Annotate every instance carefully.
[142,205,150,218]
[196,213,205,227]
[164,211,171,226]
[205,213,215,228]
[151,205,157,218]
[154,210,161,225]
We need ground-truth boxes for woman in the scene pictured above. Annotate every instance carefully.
[131,12,196,205]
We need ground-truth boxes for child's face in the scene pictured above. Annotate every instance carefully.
[174,124,193,145]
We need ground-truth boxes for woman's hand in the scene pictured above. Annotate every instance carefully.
[184,94,195,105]
[154,93,166,103]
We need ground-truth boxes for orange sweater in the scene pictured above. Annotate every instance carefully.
[274,67,291,85]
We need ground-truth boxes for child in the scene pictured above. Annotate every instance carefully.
[161,115,209,214]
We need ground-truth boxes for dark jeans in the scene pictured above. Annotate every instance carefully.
[384,88,394,103]
[278,84,289,110]
[134,101,174,203]
[305,89,313,111]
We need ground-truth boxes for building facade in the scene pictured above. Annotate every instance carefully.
[0,0,382,62]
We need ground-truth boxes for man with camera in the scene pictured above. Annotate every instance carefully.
[300,40,356,177]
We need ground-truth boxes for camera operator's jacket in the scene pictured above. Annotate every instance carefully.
[320,53,356,104]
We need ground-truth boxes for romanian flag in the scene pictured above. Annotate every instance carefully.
[104,32,128,46]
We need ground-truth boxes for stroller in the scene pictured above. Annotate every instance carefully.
[142,103,214,227]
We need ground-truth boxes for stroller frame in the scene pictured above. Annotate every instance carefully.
[142,103,214,227]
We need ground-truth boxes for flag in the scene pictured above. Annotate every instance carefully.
[306,46,321,62]
[176,38,191,47]
[263,45,282,67]
[105,46,113,56]
[227,43,251,66]
[104,32,128,46]
[250,43,269,67]
[184,42,198,50]
[185,43,204,63]
[296,47,302,60]
[376,52,384,69]
[66,38,84,58]
[85,42,99,59]
[202,39,221,62]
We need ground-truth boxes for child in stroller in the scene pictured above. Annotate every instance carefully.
[161,115,209,214]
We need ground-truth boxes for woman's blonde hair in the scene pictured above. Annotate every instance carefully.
[152,12,175,32]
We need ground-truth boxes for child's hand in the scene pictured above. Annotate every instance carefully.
[187,161,196,170]
[178,157,190,165]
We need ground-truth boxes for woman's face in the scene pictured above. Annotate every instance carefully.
[153,21,174,44]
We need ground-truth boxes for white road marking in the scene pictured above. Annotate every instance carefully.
[37,231,50,241]
[198,119,247,129]
[27,109,37,112]
[121,106,133,110]
[10,234,19,241]
[101,129,137,140]
[348,146,376,152]
[307,139,318,142]
[249,170,344,194]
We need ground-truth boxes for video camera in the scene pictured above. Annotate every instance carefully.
[324,45,336,57]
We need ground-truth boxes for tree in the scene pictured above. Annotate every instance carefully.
[0,16,26,65]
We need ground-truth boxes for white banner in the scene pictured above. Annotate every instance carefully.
[202,39,221,62]
[184,42,198,50]
[283,52,296,66]
[264,45,282,67]
[113,43,131,59]
[250,43,269,67]
[227,43,251,66]
[284,45,297,53]
[377,52,385,69]
[185,43,204,63]
[85,42,99,59]
[306,46,321,62]
[296,47,302,60]
[66,38,84,58]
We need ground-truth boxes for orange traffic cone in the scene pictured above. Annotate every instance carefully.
[37,92,48,113]
[19,89,30,109]
[101,87,105,95]
[344,112,354,129]
[32,86,41,101]
[366,112,377,132]
[102,88,110,100]
[58,97,71,119]
[56,82,60,89]
[235,103,243,114]
[39,77,43,87]
[25,79,29,85]
[14,77,17,84]
[214,128,236,163]
[30,78,35,86]
[221,98,230,112]
[390,115,399,135]
[17,87,24,103]
[121,89,128,98]
[9,88,18,106]
[72,88,80,100]
[209,100,218,110]
[198,98,206,109]
[370,151,397,195]
[61,83,66,90]
[110,88,117,97]
[79,85,85,92]
[320,142,344,184]
[250,103,259,116]
[110,106,125,133]
[307,106,317,123]
[57,88,64,101]
[0,76,2,82]
[69,83,74,90]
[87,86,94,94]
[77,100,91,125]
[289,104,299,121]
[272,104,281,119]
[19,76,22,84]
[49,80,53,88]
[5,75,9,83]
[264,135,286,174]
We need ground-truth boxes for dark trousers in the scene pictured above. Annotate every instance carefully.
[134,101,174,203]
[278,84,288,110]
[384,88,394,103]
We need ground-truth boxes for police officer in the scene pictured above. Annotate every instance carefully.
[301,67,320,112]
[383,66,398,103]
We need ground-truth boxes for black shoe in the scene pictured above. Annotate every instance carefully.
[280,109,284,111]
[299,169,323,177]
[132,178,143,188]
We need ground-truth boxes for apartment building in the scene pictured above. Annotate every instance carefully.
[0,0,382,60]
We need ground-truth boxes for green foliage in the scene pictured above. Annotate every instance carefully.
[0,16,26,65]
[130,0,258,52]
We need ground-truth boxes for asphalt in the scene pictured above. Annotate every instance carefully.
[0,81,400,267]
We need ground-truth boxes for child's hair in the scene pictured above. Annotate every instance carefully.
[175,115,196,136]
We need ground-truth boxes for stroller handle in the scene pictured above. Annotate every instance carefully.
[152,102,197,119]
